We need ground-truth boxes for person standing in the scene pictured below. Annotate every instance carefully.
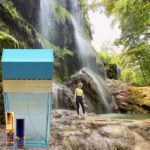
[74,83,85,118]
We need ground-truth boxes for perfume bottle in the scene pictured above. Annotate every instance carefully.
[6,112,14,146]
[16,118,25,149]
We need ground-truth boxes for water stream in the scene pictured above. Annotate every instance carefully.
[39,0,51,37]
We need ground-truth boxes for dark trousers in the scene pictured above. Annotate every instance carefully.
[76,96,85,114]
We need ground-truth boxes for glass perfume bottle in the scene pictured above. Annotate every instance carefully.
[6,112,14,146]
[16,118,25,149]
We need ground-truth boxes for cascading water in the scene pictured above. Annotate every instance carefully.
[70,1,98,72]
[52,83,59,109]
[39,0,52,37]
[81,68,112,113]
[71,17,98,72]
[70,0,112,113]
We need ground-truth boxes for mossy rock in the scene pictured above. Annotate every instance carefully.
[125,86,150,113]
[0,21,9,33]
[0,0,42,48]
[0,31,19,48]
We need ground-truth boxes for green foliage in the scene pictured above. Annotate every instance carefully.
[0,31,19,48]
[0,0,18,19]
[80,0,92,39]
[121,68,135,84]
[0,23,9,33]
[52,2,71,24]
[88,0,101,11]
[100,0,150,86]
[0,0,41,48]
[54,47,74,82]
[97,51,119,79]
[54,47,74,67]
[120,43,150,86]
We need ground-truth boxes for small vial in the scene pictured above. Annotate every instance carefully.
[16,118,25,149]
[6,112,14,146]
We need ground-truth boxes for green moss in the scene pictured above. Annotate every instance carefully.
[0,0,41,48]
[24,26,32,35]
[0,23,9,33]
[52,2,71,24]
[125,86,150,113]
[0,31,19,48]
[1,0,18,19]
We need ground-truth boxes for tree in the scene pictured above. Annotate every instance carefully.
[99,0,150,85]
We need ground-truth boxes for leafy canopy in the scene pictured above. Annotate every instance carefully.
[97,0,150,85]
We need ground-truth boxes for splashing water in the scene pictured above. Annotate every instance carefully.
[81,68,112,113]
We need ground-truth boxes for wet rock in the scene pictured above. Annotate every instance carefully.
[0,31,19,48]
[52,84,75,110]
[66,68,112,113]
[50,110,150,150]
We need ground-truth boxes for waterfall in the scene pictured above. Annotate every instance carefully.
[70,0,112,113]
[39,0,56,40]
[39,0,51,37]
[39,0,112,113]
[71,17,98,72]
[70,1,98,72]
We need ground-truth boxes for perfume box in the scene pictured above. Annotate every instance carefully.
[1,49,54,80]
[2,49,54,148]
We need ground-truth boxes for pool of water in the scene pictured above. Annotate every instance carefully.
[98,113,150,120]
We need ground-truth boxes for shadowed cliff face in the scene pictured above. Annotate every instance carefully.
[10,0,77,51]
[11,0,40,26]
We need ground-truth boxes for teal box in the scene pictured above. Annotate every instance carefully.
[2,49,54,79]
[2,49,54,148]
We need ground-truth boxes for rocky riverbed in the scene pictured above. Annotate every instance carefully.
[0,110,150,150]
